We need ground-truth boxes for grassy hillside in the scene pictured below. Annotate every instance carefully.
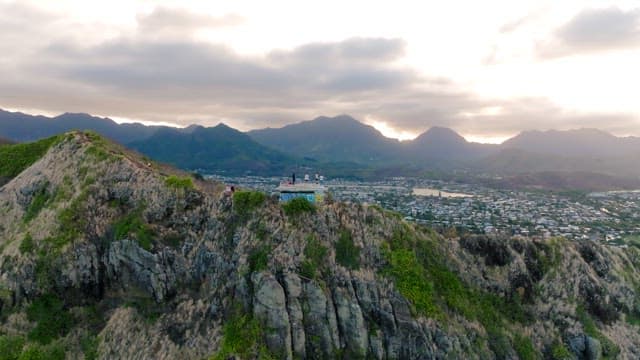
[0,132,639,359]
[0,135,62,185]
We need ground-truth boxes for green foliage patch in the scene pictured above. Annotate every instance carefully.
[513,334,540,360]
[164,175,194,190]
[300,235,328,279]
[383,226,532,356]
[576,304,620,359]
[0,335,25,360]
[550,341,573,360]
[81,335,99,360]
[84,144,112,162]
[112,210,153,251]
[233,190,266,217]
[55,189,90,249]
[26,294,74,345]
[0,135,62,180]
[23,184,51,223]
[335,229,360,270]
[19,233,35,254]
[212,306,273,360]
[16,342,65,360]
[282,197,315,217]
[248,246,271,273]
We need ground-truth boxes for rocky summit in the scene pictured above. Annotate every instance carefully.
[0,132,639,359]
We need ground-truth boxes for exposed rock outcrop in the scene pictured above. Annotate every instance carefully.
[0,132,639,359]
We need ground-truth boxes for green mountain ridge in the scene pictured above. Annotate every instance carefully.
[0,132,639,358]
[2,109,640,189]
[128,123,295,175]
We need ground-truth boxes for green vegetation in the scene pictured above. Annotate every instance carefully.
[112,210,153,251]
[383,226,531,356]
[84,131,116,162]
[550,341,573,360]
[0,335,25,360]
[233,191,266,217]
[335,229,360,270]
[16,342,65,360]
[300,235,328,279]
[85,144,111,162]
[55,189,90,249]
[26,294,74,345]
[576,304,620,359]
[282,197,315,217]
[81,335,99,360]
[623,235,640,250]
[19,233,35,254]
[212,308,273,360]
[34,251,56,291]
[513,334,540,360]
[248,246,271,273]
[0,135,62,180]
[384,247,437,316]
[23,184,51,223]
[164,175,194,190]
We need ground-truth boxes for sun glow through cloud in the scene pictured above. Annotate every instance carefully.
[366,119,418,141]
[1,0,640,138]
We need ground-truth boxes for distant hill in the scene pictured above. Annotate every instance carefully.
[477,147,640,179]
[405,126,496,164]
[129,124,296,175]
[248,115,402,164]
[0,109,159,144]
[502,128,640,157]
[2,108,640,187]
[0,136,14,146]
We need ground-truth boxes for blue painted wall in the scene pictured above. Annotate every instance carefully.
[279,192,323,203]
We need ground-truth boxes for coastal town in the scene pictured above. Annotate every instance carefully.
[210,174,640,245]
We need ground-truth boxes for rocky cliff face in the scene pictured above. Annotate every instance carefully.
[0,132,639,359]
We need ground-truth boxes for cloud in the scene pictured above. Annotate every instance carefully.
[538,7,640,58]
[0,3,638,138]
[136,7,243,38]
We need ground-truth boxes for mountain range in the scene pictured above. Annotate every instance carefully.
[1,108,639,188]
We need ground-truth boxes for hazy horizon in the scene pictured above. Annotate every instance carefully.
[1,1,640,143]
[4,107,639,145]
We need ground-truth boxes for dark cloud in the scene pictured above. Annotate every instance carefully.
[0,3,638,138]
[538,7,640,58]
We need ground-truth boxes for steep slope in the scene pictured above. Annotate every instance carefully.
[0,132,639,359]
[248,115,402,164]
[129,124,295,175]
[0,109,159,144]
[0,135,62,186]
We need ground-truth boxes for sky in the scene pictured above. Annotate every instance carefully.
[1,0,640,142]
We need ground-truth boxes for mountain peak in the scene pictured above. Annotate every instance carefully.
[312,114,358,123]
[415,126,467,144]
[502,127,636,157]
[248,114,401,163]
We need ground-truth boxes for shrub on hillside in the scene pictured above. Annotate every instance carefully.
[283,197,315,216]
[233,191,266,216]
[164,175,194,190]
